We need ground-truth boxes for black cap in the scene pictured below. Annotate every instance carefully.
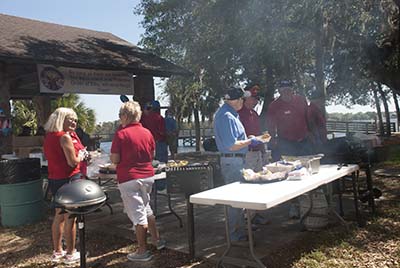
[224,87,251,100]
[278,80,293,88]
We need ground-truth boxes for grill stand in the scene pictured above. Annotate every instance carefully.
[77,214,87,268]
[152,182,183,227]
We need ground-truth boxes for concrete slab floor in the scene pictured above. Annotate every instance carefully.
[84,178,366,266]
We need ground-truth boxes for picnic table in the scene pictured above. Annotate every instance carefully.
[190,164,360,268]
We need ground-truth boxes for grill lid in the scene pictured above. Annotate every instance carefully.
[54,179,106,209]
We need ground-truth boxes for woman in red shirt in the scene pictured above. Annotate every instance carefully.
[43,107,84,264]
[111,101,165,262]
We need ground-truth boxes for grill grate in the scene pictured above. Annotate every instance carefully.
[166,163,214,194]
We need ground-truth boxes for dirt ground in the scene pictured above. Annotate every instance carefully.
[0,165,399,268]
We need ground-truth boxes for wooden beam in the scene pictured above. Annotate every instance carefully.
[0,62,13,154]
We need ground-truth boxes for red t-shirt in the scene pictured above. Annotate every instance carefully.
[111,122,155,184]
[70,131,87,176]
[44,131,81,180]
[140,111,166,142]
[266,95,310,141]
[238,106,261,136]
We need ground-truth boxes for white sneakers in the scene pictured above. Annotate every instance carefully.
[51,250,80,264]
[51,250,66,263]
[127,250,153,262]
[63,251,81,264]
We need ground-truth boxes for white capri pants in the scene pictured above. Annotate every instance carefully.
[118,177,155,226]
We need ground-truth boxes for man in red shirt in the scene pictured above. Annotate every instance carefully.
[140,101,168,163]
[239,84,270,225]
[238,84,265,171]
[266,80,313,161]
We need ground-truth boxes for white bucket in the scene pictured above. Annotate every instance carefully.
[299,188,329,231]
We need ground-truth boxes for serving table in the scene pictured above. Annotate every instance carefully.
[190,164,361,268]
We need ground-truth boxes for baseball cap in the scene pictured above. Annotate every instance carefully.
[244,84,261,98]
[224,87,251,100]
[278,80,293,88]
[151,100,160,108]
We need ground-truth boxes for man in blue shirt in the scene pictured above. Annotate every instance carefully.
[214,87,265,244]
[165,109,178,159]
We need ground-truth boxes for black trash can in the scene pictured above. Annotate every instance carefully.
[0,158,41,184]
[0,158,44,227]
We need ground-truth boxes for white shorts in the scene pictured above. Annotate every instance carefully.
[118,177,155,226]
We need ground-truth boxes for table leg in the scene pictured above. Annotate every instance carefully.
[246,209,266,268]
[186,195,195,259]
[152,180,183,228]
[337,179,344,216]
[216,206,232,268]
[326,183,348,230]
[364,164,376,214]
[166,193,183,227]
[216,206,266,268]
[351,171,365,227]
[152,184,158,215]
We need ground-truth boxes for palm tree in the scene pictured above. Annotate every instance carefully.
[52,94,96,133]
[12,94,96,135]
[11,100,37,135]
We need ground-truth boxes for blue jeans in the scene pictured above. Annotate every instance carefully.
[155,141,168,163]
[220,156,246,241]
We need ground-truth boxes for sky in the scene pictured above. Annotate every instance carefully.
[0,0,389,123]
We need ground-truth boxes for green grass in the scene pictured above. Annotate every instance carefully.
[287,167,400,268]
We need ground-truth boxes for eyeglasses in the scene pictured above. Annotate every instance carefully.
[67,117,78,123]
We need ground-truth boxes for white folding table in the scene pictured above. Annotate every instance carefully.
[190,164,360,268]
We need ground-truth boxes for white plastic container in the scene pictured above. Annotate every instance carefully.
[29,153,44,166]
[1,153,19,160]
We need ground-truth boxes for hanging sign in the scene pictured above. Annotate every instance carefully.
[37,64,134,95]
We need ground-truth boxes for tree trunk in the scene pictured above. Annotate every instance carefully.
[260,66,275,131]
[392,90,400,131]
[193,107,201,151]
[377,83,391,136]
[373,88,384,136]
[315,7,326,116]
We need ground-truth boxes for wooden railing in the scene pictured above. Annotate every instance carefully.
[326,121,395,135]
[178,128,214,146]
[95,120,395,146]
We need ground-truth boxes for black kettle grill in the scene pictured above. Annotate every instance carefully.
[54,179,107,268]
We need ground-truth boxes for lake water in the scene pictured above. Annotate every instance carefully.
[100,141,196,154]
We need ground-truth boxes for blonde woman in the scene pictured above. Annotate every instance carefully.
[43,107,85,264]
[111,101,165,262]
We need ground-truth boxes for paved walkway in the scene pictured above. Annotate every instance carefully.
[85,175,362,266]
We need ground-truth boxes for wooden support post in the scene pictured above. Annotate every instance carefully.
[0,62,13,155]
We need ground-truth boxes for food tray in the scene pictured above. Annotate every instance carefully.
[282,154,323,174]
[241,170,288,183]
[241,176,287,184]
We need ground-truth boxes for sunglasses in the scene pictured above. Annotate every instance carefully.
[67,117,78,123]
